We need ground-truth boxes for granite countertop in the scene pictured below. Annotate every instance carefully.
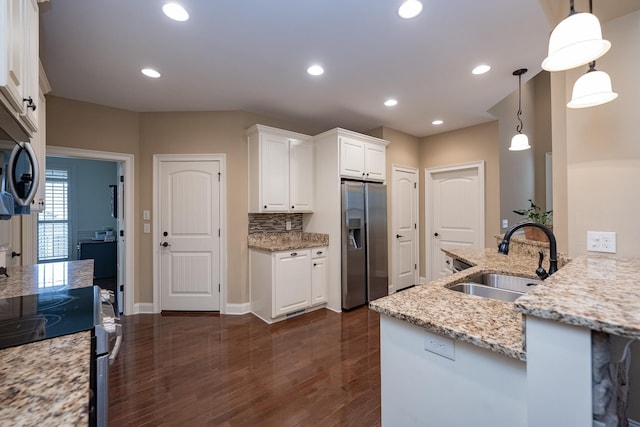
[248,232,329,251]
[0,260,94,426]
[0,259,95,299]
[0,332,91,426]
[370,247,541,361]
[515,255,640,339]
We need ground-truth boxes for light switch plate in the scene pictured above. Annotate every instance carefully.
[502,219,508,228]
[143,210,151,220]
[587,231,616,253]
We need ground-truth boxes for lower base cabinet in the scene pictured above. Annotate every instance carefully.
[250,246,328,323]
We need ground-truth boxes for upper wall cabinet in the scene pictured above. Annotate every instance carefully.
[337,132,388,182]
[0,0,40,136]
[247,124,314,213]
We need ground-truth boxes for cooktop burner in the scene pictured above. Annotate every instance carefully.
[0,286,96,350]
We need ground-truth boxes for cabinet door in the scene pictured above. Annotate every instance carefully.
[0,0,26,113]
[311,248,328,305]
[260,133,289,211]
[365,142,386,181]
[19,0,38,133]
[289,139,314,212]
[273,250,311,317]
[340,136,366,179]
[31,81,45,211]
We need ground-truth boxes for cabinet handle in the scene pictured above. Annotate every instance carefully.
[313,263,317,267]
[291,205,294,209]
[23,97,36,111]
[362,172,365,176]
[316,251,323,255]
[366,173,369,176]
[290,252,297,256]
[11,251,21,258]
[264,205,267,209]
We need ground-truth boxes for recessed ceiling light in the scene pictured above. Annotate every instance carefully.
[141,68,161,78]
[162,3,189,22]
[384,99,398,107]
[472,64,491,75]
[432,120,444,125]
[398,0,423,19]
[307,65,324,76]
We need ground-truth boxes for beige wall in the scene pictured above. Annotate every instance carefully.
[46,98,318,305]
[418,121,500,277]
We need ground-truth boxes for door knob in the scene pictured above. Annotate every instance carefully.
[161,242,171,247]
[396,234,404,238]
[434,232,439,237]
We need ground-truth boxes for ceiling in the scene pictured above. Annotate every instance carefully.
[39,1,560,137]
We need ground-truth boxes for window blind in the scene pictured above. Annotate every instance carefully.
[37,169,70,262]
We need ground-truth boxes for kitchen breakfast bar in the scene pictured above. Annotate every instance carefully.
[370,245,640,427]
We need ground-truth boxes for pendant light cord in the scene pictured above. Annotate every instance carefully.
[516,73,524,134]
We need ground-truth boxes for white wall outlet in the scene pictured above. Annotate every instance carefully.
[143,223,150,234]
[587,231,617,253]
[285,220,292,231]
[424,331,455,360]
[502,219,509,228]
[143,210,151,220]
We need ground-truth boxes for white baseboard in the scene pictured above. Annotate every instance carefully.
[225,302,251,315]
[629,419,640,427]
[419,276,428,284]
[134,303,154,314]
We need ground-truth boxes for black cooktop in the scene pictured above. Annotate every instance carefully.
[0,286,97,350]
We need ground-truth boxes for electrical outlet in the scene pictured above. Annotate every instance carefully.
[143,223,150,234]
[502,219,509,228]
[587,231,617,253]
[285,220,292,231]
[424,331,455,360]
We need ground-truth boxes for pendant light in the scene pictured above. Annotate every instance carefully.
[510,69,531,151]
[541,0,610,72]
[567,2,617,109]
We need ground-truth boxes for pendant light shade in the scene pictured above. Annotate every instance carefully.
[509,68,531,152]
[542,12,610,72]
[568,64,618,108]
[510,133,531,151]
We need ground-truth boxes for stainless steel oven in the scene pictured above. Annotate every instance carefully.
[90,288,122,427]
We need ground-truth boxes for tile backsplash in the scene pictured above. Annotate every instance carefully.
[248,213,303,234]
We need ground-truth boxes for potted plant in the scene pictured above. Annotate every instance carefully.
[512,199,553,242]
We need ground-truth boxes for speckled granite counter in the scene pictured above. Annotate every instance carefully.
[370,248,542,361]
[248,232,329,251]
[515,255,640,339]
[0,332,91,426]
[0,259,94,299]
[0,260,94,426]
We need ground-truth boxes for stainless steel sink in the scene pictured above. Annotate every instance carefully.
[448,283,524,302]
[466,273,541,293]
[447,273,542,302]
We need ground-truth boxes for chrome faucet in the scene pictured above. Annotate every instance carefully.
[498,222,558,280]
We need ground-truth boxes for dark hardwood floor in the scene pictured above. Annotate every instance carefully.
[109,307,381,426]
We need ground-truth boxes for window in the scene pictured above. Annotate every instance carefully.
[37,169,70,262]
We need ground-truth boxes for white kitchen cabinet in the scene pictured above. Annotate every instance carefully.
[311,247,328,305]
[273,249,311,317]
[0,0,40,136]
[339,134,387,182]
[250,247,328,323]
[247,124,314,213]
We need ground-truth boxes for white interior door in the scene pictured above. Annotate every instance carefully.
[159,160,221,311]
[116,164,125,314]
[392,166,418,292]
[426,162,484,280]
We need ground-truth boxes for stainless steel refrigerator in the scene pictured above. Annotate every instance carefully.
[341,181,388,310]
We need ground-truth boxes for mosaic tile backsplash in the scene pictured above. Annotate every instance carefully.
[248,213,303,234]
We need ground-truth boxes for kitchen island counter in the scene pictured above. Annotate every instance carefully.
[0,260,95,426]
[369,248,543,361]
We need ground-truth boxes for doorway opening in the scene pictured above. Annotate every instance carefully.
[24,146,136,315]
